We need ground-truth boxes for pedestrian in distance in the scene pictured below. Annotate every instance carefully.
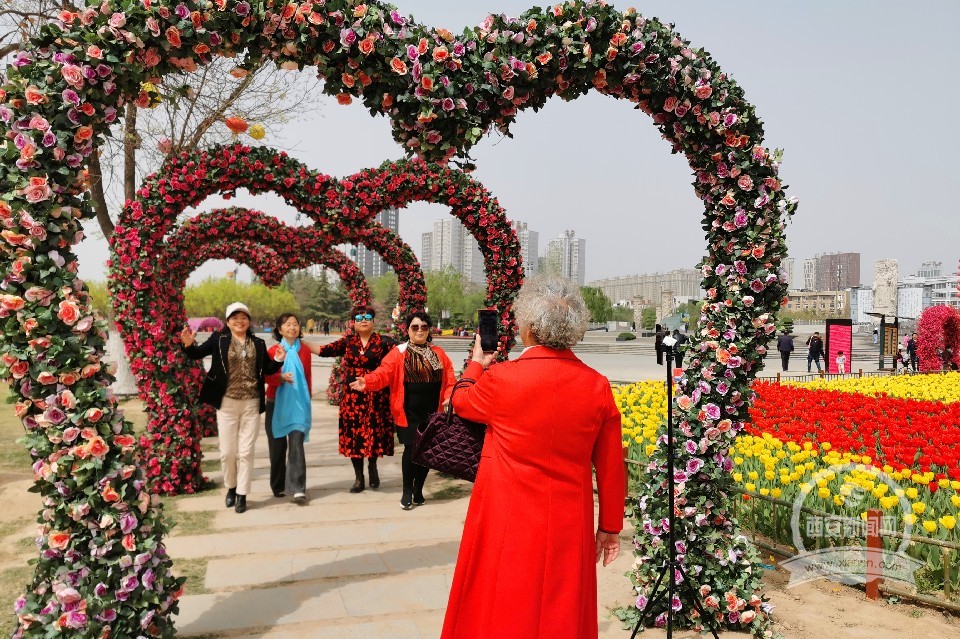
[440,275,625,639]
[907,332,919,372]
[264,313,314,503]
[654,324,665,365]
[350,311,456,510]
[315,306,397,494]
[180,302,285,514]
[776,329,795,372]
[836,350,847,375]
[806,331,825,373]
[873,327,879,344]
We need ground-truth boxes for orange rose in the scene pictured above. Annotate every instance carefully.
[102,484,120,503]
[165,26,181,47]
[357,71,372,86]
[432,46,448,62]
[421,76,434,91]
[352,3,367,17]
[358,37,374,56]
[526,19,537,33]
[58,300,80,325]
[341,73,355,88]
[122,534,135,551]
[536,52,552,65]
[59,371,79,386]
[336,93,352,105]
[74,126,93,142]
[390,57,408,75]
[48,531,70,550]
[717,348,731,364]
[87,437,109,458]
[417,38,428,54]
[382,94,394,109]
[85,407,104,423]
[436,28,453,43]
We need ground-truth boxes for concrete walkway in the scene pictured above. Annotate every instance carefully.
[169,397,646,638]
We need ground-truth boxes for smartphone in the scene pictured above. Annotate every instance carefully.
[477,308,499,352]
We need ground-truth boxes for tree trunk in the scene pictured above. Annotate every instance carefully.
[123,102,139,203]
[86,147,115,238]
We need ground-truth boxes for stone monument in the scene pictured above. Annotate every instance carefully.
[872,259,898,319]
[657,290,674,324]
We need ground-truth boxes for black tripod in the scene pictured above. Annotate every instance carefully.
[631,341,720,639]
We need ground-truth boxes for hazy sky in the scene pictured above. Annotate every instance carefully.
[75,0,960,289]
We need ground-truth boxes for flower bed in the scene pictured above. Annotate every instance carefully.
[617,378,960,593]
[787,371,960,404]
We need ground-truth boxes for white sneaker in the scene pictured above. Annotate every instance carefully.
[293,492,306,503]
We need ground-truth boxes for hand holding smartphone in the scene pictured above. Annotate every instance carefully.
[477,308,498,353]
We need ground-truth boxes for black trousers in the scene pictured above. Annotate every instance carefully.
[264,402,286,496]
[780,351,790,371]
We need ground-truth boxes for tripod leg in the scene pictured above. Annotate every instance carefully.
[675,564,722,639]
[630,566,670,639]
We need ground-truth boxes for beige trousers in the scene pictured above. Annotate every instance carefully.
[217,396,261,495]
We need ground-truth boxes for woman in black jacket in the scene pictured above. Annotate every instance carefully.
[180,302,284,513]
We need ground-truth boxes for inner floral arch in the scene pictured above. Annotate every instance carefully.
[111,204,425,494]
[0,2,796,637]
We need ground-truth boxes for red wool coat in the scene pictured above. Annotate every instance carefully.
[441,347,626,639]
[361,342,456,427]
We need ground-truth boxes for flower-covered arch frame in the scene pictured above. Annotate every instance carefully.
[110,202,424,494]
[917,305,960,372]
[0,1,796,636]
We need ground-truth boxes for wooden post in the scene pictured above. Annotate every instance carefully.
[623,446,629,494]
[944,548,952,600]
[866,508,883,600]
[776,372,781,383]
[858,369,863,378]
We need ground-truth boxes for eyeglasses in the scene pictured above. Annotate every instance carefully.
[354,314,373,321]
[408,324,430,332]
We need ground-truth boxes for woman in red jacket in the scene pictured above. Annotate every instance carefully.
[350,311,456,509]
[441,275,626,638]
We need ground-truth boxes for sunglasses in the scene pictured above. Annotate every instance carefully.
[408,324,430,332]
[354,314,373,321]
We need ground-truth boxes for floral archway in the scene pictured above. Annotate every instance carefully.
[0,1,795,636]
[110,202,422,494]
[917,305,960,372]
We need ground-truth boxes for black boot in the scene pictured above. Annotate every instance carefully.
[350,458,365,493]
[368,458,380,489]
[225,487,237,508]
[234,494,247,514]
[413,463,429,506]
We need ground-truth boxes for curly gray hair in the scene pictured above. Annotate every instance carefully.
[513,274,589,349]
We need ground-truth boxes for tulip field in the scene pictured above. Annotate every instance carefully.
[617,372,960,597]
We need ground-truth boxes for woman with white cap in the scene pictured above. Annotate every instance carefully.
[181,302,285,513]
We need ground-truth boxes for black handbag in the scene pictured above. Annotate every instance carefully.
[412,379,486,482]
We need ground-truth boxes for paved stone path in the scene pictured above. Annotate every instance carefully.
[169,398,645,638]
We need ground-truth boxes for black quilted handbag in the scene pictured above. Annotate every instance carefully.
[412,379,486,482]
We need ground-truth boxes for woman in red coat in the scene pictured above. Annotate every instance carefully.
[441,275,625,638]
[350,311,456,509]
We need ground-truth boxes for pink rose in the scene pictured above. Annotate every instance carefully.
[61,64,84,88]
[663,96,678,112]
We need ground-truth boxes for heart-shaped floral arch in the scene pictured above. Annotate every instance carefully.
[0,1,796,636]
[111,205,392,492]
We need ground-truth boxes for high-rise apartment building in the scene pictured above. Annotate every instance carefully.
[543,229,586,285]
[782,257,796,290]
[815,252,860,291]
[420,218,485,284]
[345,207,399,277]
[512,221,539,278]
[802,258,818,291]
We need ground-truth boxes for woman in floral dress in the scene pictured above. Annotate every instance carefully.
[315,306,395,492]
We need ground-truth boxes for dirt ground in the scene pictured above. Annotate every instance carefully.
[3,469,959,638]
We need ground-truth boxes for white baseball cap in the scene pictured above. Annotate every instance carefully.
[225,302,251,320]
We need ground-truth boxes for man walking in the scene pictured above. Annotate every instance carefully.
[907,332,919,371]
[805,331,825,373]
[777,329,795,372]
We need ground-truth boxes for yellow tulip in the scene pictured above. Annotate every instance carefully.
[912,502,926,514]
[818,487,831,499]
[904,514,917,526]
[905,487,919,500]
[939,516,957,530]
[922,520,937,534]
